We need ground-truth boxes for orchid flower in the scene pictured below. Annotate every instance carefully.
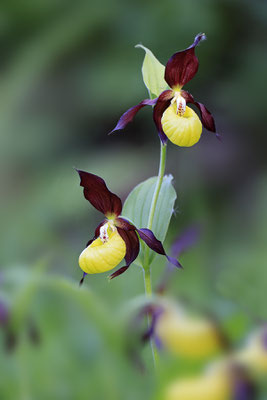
[164,366,256,400]
[111,33,218,147]
[77,170,181,284]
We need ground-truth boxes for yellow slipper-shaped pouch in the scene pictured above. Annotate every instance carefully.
[162,104,202,147]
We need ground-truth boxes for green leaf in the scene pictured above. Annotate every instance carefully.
[136,44,169,98]
[122,175,177,267]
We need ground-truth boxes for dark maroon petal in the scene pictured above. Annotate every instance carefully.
[77,170,122,217]
[165,33,206,88]
[110,98,157,133]
[109,266,129,280]
[195,102,216,132]
[115,217,136,231]
[117,229,140,266]
[137,228,182,268]
[182,90,218,136]
[181,90,194,103]
[109,229,140,279]
[153,90,173,144]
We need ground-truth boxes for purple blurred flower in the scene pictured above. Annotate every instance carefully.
[157,224,201,293]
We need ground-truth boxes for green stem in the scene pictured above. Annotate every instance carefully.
[144,141,167,269]
[143,267,158,367]
[142,141,167,368]
[143,267,153,296]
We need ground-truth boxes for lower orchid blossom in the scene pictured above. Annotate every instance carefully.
[76,170,181,284]
[111,33,218,147]
[164,365,256,400]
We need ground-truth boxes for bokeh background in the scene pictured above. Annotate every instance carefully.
[1,0,267,398]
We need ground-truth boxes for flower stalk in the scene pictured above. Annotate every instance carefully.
[143,266,159,367]
[143,141,167,272]
[142,141,167,368]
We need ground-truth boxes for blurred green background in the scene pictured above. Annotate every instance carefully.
[1,0,267,398]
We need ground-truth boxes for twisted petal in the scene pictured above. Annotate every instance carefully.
[79,230,126,274]
[110,98,157,133]
[164,33,206,89]
[109,228,140,279]
[77,170,122,217]
[115,217,136,231]
[137,228,182,268]
[153,90,174,144]
[182,90,218,136]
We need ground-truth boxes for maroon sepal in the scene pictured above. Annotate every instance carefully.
[109,266,129,280]
[115,217,136,231]
[77,170,122,217]
[164,33,206,89]
[109,228,140,279]
[137,228,182,268]
[182,90,218,136]
[153,90,174,144]
[110,98,157,133]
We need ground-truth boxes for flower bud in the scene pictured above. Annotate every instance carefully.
[79,223,126,274]
[161,103,202,147]
[155,308,223,359]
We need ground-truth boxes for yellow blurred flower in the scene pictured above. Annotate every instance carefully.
[165,371,231,400]
[234,328,267,374]
[155,307,223,359]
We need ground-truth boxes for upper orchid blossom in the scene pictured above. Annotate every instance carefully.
[77,170,181,284]
[111,33,218,147]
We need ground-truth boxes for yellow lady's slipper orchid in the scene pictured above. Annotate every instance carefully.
[155,307,223,359]
[165,372,231,400]
[77,170,181,285]
[112,34,219,147]
[234,328,267,374]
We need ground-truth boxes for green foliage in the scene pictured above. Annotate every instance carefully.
[1,0,267,398]
[217,176,267,321]
[0,267,153,400]
[122,175,176,267]
[136,44,169,98]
